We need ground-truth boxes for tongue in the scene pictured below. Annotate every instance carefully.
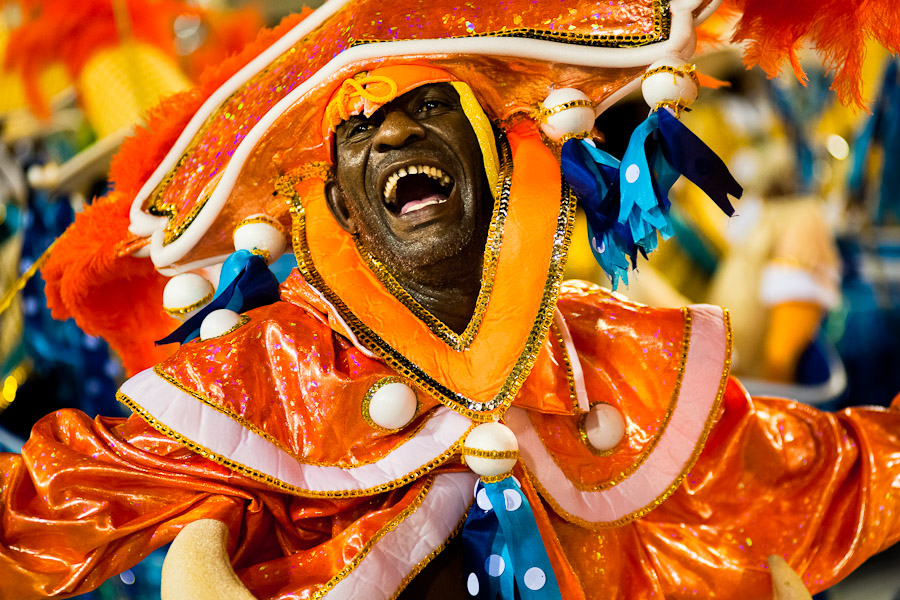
[400,193,447,215]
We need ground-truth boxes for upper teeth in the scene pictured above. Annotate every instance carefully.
[383,165,452,203]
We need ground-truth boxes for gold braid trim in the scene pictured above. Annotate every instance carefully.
[460,447,520,460]
[310,475,433,599]
[164,290,214,317]
[526,307,733,528]
[118,390,474,498]
[530,305,691,490]
[535,99,595,122]
[388,508,471,600]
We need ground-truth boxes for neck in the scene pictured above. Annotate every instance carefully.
[395,251,484,335]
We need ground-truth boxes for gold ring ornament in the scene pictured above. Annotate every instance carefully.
[538,88,596,143]
[462,422,519,478]
[163,273,215,320]
[232,214,286,265]
[641,58,700,114]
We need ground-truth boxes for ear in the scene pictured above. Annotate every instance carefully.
[324,179,356,234]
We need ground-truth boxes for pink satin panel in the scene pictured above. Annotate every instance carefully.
[547,378,900,598]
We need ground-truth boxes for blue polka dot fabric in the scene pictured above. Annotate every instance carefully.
[461,476,562,600]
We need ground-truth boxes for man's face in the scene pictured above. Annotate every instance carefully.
[327,83,493,277]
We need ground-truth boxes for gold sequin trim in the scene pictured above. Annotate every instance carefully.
[549,322,582,414]
[164,289,214,317]
[310,476,434,599]
[654,101,691,116]
[524,307,733,528]
[287,158,577,422]
[480,472,513,484]
[353,134,513,351]
[641,63,699,85]
[153,365,434,469]
[147,0,670,247]
[388,511,470,600]
[118,391,475,498]
[536,100,595,122]
[351,1,670,49]
[201,313,250,339]
[576,405,620,458]
[460,447,520,460]
[533,306,691,491]
[362,376,420,433]
[233,214,286,238]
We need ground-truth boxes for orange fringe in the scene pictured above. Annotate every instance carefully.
[41,10,311,375]
[723,0,900,108]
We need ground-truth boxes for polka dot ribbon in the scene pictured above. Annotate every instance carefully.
[560,107,739,290]
[461,477,562,600]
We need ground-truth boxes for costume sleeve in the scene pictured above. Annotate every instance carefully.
[643,378,900,597]
[0,409,283,599]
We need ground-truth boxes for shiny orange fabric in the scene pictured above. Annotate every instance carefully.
[2,285,900,598]
[0,410,435,600]
[299,127,563,412]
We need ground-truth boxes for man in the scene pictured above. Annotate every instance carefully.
[4,2,900,599]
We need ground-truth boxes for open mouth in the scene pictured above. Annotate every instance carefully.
[382,165,455,216]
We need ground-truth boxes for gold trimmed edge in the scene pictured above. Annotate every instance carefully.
[530,307,692,491]
[387,508,471,600]
[310,476,435,599]
[164,289,215,317]
[152,365,435,469]
[118,391,475,497]
[287,161,577,422]
[460,447,520,460]
[362,376,421,433]
[353,134,513,351]
[351,1,671,49]
[526,305,733,528]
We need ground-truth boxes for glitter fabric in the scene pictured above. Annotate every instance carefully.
[143,0,672,258]
[5,281,900,598]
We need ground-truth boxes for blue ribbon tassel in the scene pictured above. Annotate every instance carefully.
[561,108,740,289]
[156,250,296,345]
[462,477,562,600]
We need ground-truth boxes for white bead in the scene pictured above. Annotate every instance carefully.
[539,88,595,142]
[163,273,214,321]
[366,382,417,430]
[233,215,286,264]
[463,422,518,477]
[641,58,699,110]
[199,309,242,340]
[584,403,626,452]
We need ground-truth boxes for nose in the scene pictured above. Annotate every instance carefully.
[372,108,426,152]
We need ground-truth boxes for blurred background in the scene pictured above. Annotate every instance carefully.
[1,1,899,598]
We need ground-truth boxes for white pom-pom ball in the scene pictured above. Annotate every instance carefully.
[641,58,699,111]
[365,381,418,430]
[539,88,595,142]
[233,215,286,264]
[583,403,626,452]
[199,309,242,340]
[163,273,214,321]
[463,422,519,477]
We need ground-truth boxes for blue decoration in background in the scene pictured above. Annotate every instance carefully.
[848,59,900,224]
[462,477,562,600]
[561,108,739,288]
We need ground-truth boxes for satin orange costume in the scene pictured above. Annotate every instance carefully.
[5,1,900,599]
[2,274,900,599]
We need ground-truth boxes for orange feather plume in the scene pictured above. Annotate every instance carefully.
[723,0,900,108]
[40,10,311,375]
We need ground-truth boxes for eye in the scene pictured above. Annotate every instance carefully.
[417,97,451,114]
[348,120,374,138]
